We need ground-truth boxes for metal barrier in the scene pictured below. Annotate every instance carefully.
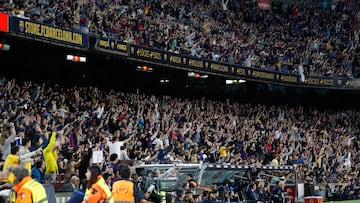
[55,192,72,203]
[0,189,10,203]
[0,191,72,203]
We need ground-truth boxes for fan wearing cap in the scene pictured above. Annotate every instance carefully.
[10,165,48,203]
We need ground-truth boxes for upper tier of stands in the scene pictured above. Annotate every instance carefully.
[1,0,359,78]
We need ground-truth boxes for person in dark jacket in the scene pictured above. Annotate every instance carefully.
[58,175,80,192]
[31,159,45,183]
[271,181,285,203]
[246,183,259,200]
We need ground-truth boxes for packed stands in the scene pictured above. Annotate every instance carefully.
[1,0,359,78]
[1,0,360,201]
[0,76,359,201]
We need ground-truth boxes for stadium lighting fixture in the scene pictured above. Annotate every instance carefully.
[188,72,208,78]
[66,54,86,62]
[226,79,247,84]
[160,79,170,84]
[136,65,153,72]
[0,43,10,51]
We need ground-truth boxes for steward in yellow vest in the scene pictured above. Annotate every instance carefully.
[112,164,148,203]
[82,165,113,203]
[10,165,48,203]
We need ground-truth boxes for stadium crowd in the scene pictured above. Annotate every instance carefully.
[1,0,360,78]
[0,76,359,202]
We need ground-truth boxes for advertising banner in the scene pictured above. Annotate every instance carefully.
[130,44,164,63]
[0,12,9,32]
[96,38,128,55]
[9,17,89,48]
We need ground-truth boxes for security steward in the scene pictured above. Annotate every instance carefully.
[82,165,113,203]
[112,164,148,203]
[10,165,48,203]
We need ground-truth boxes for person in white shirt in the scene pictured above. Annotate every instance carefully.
[274,129,282,140]
[107,134,132,158]
[94,103,105,119]
[298,62,305,82]
[153,134,164,151]
[107,137,124,159]
[222,0,229,11]
[19,137,31,156]
[118,145,131,160]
